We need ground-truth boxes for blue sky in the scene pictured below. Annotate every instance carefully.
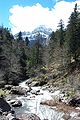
[0,0,79,34]
[0,0,53,27]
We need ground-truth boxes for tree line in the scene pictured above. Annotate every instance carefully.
[0,4,80,85]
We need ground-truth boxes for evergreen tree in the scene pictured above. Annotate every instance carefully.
[30,33,43,67]
[67,3,80,62]
[16,31,28,80]
[48,31,56,62]
[0,27,16,84]
[25,37,29,46]
[58,19,64,47]
[19,48,28,80]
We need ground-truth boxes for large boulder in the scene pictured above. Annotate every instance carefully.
[40,100,57,106]
[69,96,80,107]
[0,97,20,120]
[17,113,41,120]
[0,97,11,112]
[11,86,28,95]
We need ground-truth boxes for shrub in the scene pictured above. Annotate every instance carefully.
[40,66,48,74]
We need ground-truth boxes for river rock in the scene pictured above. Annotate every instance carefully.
[11,86,27,95]
[62,113,71,120]
[0,97,18,120]
[30,89,40,95]
[25,79,32,85]
[0,116,7,120]
[69,96,80,107]
[40,100,57,106]
[5,85,13,90]
[10,100,22,107]
[0,112,18,120]
[30,81,40,87]
[0,97,11,112]
[17,113,41,120]
[6,112,16,120]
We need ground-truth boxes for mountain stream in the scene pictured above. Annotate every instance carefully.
[14,79,64,120]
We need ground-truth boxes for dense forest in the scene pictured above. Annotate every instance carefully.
[0,4,80,88]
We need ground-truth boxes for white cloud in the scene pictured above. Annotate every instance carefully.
[9,1,80,34]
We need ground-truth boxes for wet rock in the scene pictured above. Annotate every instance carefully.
[6,112,16,120]
[17,113,41,120]
[11,86,27,95]
[5,85,13,90]
[30,89,40,95]
[0,97,11,112]
[6,113,16,120]
[0,111,18,120]
[69,96,80,107]
[40,100,57,106]
[25,79,32,85]
[10,100,22,107]
[62,113,70,120]
[0,97,18,120]
[30,81,40,87]
[0,116,7,120]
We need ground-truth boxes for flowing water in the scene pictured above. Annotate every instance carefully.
[14,79,64,120]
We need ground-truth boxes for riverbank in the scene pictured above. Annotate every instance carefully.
[1,60,80,120]
[0,78,80,120]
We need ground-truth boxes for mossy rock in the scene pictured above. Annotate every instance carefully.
[32,77,39,81]
[0,89,9,97]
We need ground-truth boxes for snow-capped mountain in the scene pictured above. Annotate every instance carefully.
[15,25,52,46]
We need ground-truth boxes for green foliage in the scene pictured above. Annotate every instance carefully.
[66,89,76,98]
[58,19,65,47]
[32,77,38,81]
[0,89,9,97]
[40,66,48,74]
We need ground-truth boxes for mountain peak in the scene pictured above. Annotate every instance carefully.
[15,25,52,46]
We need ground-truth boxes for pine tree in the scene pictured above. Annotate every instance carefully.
[48,31,56,63]
[16,31,28,80]
[0,27,16,84]
[58,19,64,47]
[25,37,29,46]
[67,3,80,62]
[30,33,43,67]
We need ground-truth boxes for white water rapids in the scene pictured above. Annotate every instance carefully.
[14,79,64,120]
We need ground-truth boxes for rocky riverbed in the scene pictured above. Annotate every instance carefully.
[1,79,80,120]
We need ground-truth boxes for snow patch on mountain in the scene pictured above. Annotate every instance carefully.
[15,25,52,46]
